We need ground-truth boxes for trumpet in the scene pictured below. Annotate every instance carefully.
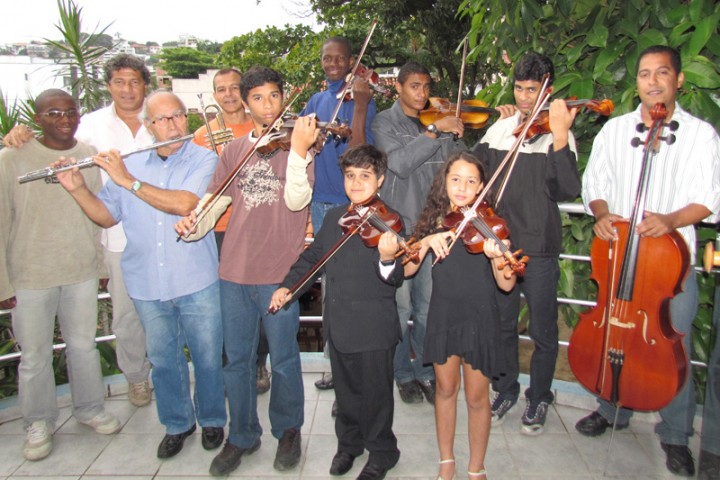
[17,134,194,184]
[198,94,234,153]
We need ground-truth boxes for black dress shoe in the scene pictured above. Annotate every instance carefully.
[329,451,356,475]
[201,426,224,450]
[209,439,261,476]
[396,381,423,404]
[157,424,196,459]
[315,372,334,390]
[274,428,301,471]
[661,442,695,477]
[356,460,389,480]
[417,379,436,405]
[575,411,628,437]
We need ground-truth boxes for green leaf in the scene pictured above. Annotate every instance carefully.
[568,78,594,102]
[669,21,694,48]
[553,72,582,92]
[688,0,707,23]
[687,13,720,57]
[637,29,667,51]
[571,222,585,241]
[593,41,626,80]
[587,25,609,48]
[683,58,720,89]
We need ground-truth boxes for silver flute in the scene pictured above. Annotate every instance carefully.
[17,134,195,184]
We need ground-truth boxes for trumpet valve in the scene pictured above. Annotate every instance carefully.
[207,128,234,146]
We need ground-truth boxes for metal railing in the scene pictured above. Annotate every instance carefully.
[0,202,712,370]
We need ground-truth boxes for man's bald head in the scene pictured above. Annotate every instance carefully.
[35,89,75,113]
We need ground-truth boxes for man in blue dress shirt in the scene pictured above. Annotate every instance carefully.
[55,91,226,461]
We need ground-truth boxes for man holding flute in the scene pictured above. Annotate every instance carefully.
[54,91,227,460]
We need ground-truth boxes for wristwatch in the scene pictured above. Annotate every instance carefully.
[380,258,396,267]
[426,123,440,136]
[130,180,142,194]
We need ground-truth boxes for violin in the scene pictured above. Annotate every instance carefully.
[268,195,417,314]
[338,64,394,101]
[568,103,688,411]
[255,116,352,156]
[441,201,527,277]
[340,196,420,265]
[420,97,499,129]
[513,98,614,142]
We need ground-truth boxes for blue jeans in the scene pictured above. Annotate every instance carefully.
[394,256,434,384]
[13,278,106,428]
[493,256,560,404]
[220,280,304,447]
[133,282,226,435]
[701,283,720,455]
[597,270,698,445]
[311,201,342,235]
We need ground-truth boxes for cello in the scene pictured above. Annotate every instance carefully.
[568,103,688,411]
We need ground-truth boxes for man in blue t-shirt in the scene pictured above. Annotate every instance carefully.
[301,36,377,394]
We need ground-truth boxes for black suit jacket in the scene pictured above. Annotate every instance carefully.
[281,204,403,354]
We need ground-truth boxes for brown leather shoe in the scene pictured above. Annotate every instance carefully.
[257,365,271,394]
[273,428,301,471]
[209,439,261,476]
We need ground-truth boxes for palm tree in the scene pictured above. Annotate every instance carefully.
[44,0,115,113]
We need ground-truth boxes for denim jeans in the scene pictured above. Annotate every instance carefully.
[393,256,434,384]
[701,283,720,455]
[493,256,560,404]
[311,201,342,235]
[104,248,150,384]
[12,278,106,429]
[220,280,304,447]
[133,281,226,435]
[597,270,698,445]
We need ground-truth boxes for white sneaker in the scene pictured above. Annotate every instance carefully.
[78,411,121,434]
[23,421,53,461]
[128,380,152,407]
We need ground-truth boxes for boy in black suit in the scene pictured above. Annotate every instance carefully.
[270,145,404,480]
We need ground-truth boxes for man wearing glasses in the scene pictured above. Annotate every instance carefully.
[54,91,227,460]
[4,54,155,410]
[0,89,121,461]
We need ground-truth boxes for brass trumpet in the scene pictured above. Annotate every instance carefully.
[197,94,234,153]
[17,134,194,184]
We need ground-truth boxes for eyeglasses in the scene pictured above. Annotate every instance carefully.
[150,111,187,126]
[37,109,79,119]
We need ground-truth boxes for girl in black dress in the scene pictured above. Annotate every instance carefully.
[405,151,516,480]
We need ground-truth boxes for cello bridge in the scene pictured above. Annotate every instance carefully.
[610,310,656,345]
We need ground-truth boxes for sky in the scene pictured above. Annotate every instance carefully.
[0,0,318,45]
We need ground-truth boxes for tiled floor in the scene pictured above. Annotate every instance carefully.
[0,353,703,479]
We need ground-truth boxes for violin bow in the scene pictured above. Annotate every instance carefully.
[436,75,551,263]
[493,75,552,205]
[327,19,378,127]
[455,37,469,121]
[177,87,304,242]
[268,211,374,314]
